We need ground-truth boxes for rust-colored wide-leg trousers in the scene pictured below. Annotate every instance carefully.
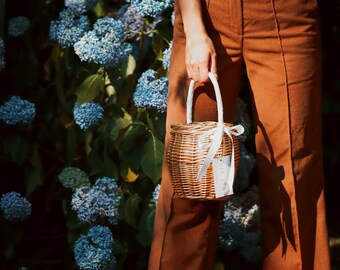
[149,0,331,269]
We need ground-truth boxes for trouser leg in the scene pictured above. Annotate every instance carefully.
[242,0,330,269]
[148,1,244,269]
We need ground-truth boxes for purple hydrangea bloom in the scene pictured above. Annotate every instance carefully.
[133,69,168,113]
[117,4,160,41]
[49,8,90,48]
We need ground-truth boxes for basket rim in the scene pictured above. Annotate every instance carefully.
[170,121,233,130]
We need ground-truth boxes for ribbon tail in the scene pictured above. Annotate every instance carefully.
[196,126,223,180]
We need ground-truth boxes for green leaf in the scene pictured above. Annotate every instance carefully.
[25,145,43,194]
[116,74,137,108]
[136,206,155,247]
[152,34,164,61]
[121,54,136,78]
[154,19,173,43]
[2,136,30,165]
[121,122,147,151]
[103,152,119,179]
[76,73,104,104]
[141,135,164,183]
[123,194,144,227]
[98,105,132,141]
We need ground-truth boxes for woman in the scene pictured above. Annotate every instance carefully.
[149,0,331,269]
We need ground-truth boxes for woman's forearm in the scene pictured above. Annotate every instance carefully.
[177,0,217,82]
[177,0,207,38]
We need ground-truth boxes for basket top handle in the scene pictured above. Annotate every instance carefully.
[186,72,224,125]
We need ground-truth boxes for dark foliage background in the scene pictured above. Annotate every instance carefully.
[0,0,339,269]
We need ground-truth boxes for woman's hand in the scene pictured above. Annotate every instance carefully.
[185,33,217,83]
[177,0,216,83]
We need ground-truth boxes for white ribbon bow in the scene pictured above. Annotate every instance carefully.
[196,123,245,185]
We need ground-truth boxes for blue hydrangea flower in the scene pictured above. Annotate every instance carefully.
[58,167,91,191]
[133,69,168,113]
[65,0,99,14]
[50,9,90,48]
[117,4,144,40]
[74,17,132,67]
[218,186,261,262]
[71,177,121,224]
[152,184,161,206]
[0,37,5,71]
[0,96,36,125]
[126,0,174,17]
[117,4,160,41]
[162,41,172,70]
[87,225,114,249]
[0,192,32,221]
[8,16,30,37]
[73,101,104,130]
[74,225,116,270]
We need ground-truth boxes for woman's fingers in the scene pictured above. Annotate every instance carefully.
[185,35,217,83]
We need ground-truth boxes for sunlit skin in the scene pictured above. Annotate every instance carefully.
[178,0,217,83]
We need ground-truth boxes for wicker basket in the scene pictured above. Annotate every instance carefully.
[167,72,244,200]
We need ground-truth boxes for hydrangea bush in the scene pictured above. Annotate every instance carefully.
[0,0,259,269]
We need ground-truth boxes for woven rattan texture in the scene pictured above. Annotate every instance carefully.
[167,121,240,200]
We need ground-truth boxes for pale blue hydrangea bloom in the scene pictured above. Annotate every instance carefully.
[49,9,90,48]
[126,0,174,17]
[0,192,32,221]
[152,184,161,206]
[0,96,36,125]
[162,41,172,70]
[74,225,116,270]
[74,17,132,67]
[8,16,30,37]
[73,101,104,130]
[218,185,261,263]
[71,177,121,224]
[65,0,99,14]
[171,11,175,26]
[58,167,91,191]
[0,38,5,71]
[133,69,168,113]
